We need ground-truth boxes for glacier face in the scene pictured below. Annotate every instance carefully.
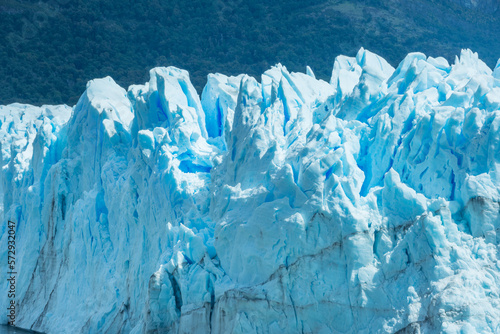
[1,49,500,333]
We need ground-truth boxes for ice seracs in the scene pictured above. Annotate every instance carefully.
[2,48,500,333]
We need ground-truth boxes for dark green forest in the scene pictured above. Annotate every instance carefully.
[1,0,499,105]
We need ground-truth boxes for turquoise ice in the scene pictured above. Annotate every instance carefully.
[1,49,500,333]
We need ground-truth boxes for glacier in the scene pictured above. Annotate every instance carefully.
[1,48,500,333]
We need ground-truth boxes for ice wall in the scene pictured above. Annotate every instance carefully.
[1,49,500,333]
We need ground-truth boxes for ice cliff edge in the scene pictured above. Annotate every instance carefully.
[2,48,500,333]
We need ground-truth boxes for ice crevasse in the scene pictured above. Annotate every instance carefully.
[2,49,500,333]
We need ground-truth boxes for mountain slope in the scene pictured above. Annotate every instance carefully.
[0,0,499,105]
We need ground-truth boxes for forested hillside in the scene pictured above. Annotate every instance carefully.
[1,0,499,105]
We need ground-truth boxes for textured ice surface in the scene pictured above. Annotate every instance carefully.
[2,49,500,333]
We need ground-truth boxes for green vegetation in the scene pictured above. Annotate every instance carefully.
[1,0,499,105]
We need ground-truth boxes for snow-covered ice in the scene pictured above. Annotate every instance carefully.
[2,49,500,333]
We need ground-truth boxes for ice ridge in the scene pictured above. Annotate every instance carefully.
[1,48,500,333]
